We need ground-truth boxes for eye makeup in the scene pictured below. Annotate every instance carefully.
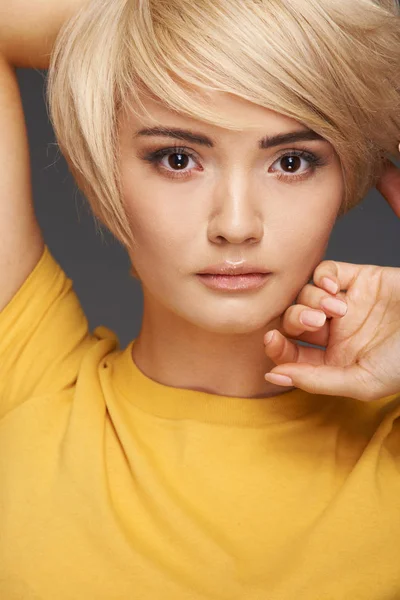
[139,143,330,183]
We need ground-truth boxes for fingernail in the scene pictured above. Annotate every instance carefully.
[264,331,274,344]
[322,277,338,294]
[321,297,347,316]
[265,373,293,386]
[300,310,326,327]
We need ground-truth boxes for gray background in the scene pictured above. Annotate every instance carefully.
[18,67,400,350]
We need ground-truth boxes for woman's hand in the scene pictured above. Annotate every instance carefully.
[264,154,400,402]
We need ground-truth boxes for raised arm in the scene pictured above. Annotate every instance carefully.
[0,0,89,68]
[0,0,89,313]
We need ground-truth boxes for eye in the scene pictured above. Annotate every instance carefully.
[141,145,327,182]
[141,145,201,180]
[269,150,327,183]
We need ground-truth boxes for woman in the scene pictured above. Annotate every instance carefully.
[0,0,400,597]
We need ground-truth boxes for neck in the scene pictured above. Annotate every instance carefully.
[132,295,296,400]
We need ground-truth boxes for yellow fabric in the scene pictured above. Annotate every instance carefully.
[1,246,400,600]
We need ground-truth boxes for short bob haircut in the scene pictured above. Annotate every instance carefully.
[46,0,400,250]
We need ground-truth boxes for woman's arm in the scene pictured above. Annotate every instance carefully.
[0,55,45,313]
[0,0,90,68]
[0,0,90,312]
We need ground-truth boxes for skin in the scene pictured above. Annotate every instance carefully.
[117,90,345,399]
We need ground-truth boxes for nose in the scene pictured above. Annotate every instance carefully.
[207,172,264,245]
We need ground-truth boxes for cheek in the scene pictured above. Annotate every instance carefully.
[124,196,196,291]
[122,168,199,264]
[282,174,343,242]
[276,198,340,298]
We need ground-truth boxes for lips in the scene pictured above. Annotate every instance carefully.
[197,266,271,276]
[196,272,271,291]
[200,272,266,275]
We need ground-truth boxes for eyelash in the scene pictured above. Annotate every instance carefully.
[141,144,328,183]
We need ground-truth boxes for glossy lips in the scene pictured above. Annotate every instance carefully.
[196,273,271,291]
[197,263,271,276]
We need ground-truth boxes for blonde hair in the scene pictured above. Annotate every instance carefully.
[46,0,400,249]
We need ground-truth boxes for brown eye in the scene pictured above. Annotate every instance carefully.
[279,155,302,173]
[268,150,326,183]
[142,145,200,180]
[167,153,190,170]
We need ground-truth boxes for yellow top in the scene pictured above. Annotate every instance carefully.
[1,245,400,600]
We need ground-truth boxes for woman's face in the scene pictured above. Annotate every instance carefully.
[118,91,344,335]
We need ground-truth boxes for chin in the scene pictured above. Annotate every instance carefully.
[184,312,270,335]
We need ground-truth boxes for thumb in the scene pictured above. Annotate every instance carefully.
[265,362,370,401]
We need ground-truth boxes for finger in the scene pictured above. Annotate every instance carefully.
[296,283,348,317]
[272,282,347,347]
[284,303,326,332]
[312,259,364,295]
[375,156,400,218]
[271,326,330,349]
[272,303,331,349]
[284,326,330,348]
[264,328,325,367]
[286,327,330,347]
[265,362,374,402]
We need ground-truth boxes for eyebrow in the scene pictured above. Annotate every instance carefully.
[134,126,325,149]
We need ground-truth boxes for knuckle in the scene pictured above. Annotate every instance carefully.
[297,283,327,307]
[266,331,286,359]
[335,291,347,302]
[320,259,337,270]
[282,305,298,323]
[296,283,316,305]
[279,309,300,337]
[314,260,336,279]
